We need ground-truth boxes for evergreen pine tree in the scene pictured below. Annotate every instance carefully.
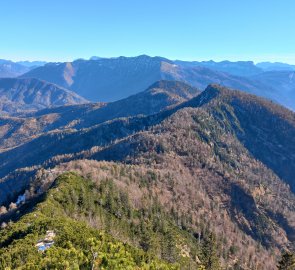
[278,252,295,270]
[201,232,220,270]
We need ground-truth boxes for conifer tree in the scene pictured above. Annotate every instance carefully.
[278,252,295,270]
[201,232,220,270]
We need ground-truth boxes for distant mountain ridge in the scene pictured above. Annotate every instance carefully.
[175,60,263,76]
[21,55,169,101]
[0,78,88,115]
[257,62,295,71]
[0,59,31,78]
[16,60,47,68]
[20,55,295,110]
[0,59,46,78]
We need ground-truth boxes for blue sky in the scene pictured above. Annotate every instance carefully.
[1,0,295,63]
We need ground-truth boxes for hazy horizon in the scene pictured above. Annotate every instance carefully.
[2,0,295,64]
[2,54,295,66]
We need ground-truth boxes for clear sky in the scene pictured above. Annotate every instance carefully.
[1,0,295,63]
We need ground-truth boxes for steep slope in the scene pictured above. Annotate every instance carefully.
[0,103,104,152]
[21,56,167,101]
[251,71,295,110]
[161,64,274,96]
[0,85,295,269]
[0,84,295,194]
[1,85,294,196]
[0,80,199,151]
[0,78,88,115]
[66,80,199,129]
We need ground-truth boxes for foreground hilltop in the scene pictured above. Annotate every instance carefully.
[0,172,180,269]
[0,84,295,269]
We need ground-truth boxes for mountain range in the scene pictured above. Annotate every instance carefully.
[0,55,294,111]
[0,82,294,269]
[18,55,295,111]
[0,54,295,269]
[0,59,32,78]
[257,62,295,72]
[174,60,263,76]
[0,59,46,78]
[0,80,198,151]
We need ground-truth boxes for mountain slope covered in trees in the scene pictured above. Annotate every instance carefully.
[0,84,295,269]
[0,80,199,151]
[0,172,183,269]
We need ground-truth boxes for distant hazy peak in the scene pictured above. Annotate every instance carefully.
[0,77,88,115]
[256,62,295,71]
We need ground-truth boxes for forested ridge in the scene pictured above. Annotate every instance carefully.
[1,84,295,269]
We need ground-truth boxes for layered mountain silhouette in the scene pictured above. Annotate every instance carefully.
[174,60,263,76]
[0,59,46,78]
[0,80,199,151]
[16,60,47,68]
[20,55,295,110]
[257,62,295,71]
[1,83,294,195]
[0,78,88,115]
[1,52,295,269]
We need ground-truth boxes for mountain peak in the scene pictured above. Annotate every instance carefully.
[183,83,295,119]
[205,83,230,94]
[146,80,200,100]
[147,80,194,90]
[182,83,228,108]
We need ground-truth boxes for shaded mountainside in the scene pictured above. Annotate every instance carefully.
[251,71,295,110]
[256,62,295,72]
[0,84,295,269]
[20,55,295,110]
[0,78,88,115]
[21,56,167,101]
[0,59,32,78]
[186,84,295,191]
[0,80,199,151]
[174,60,263,77]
